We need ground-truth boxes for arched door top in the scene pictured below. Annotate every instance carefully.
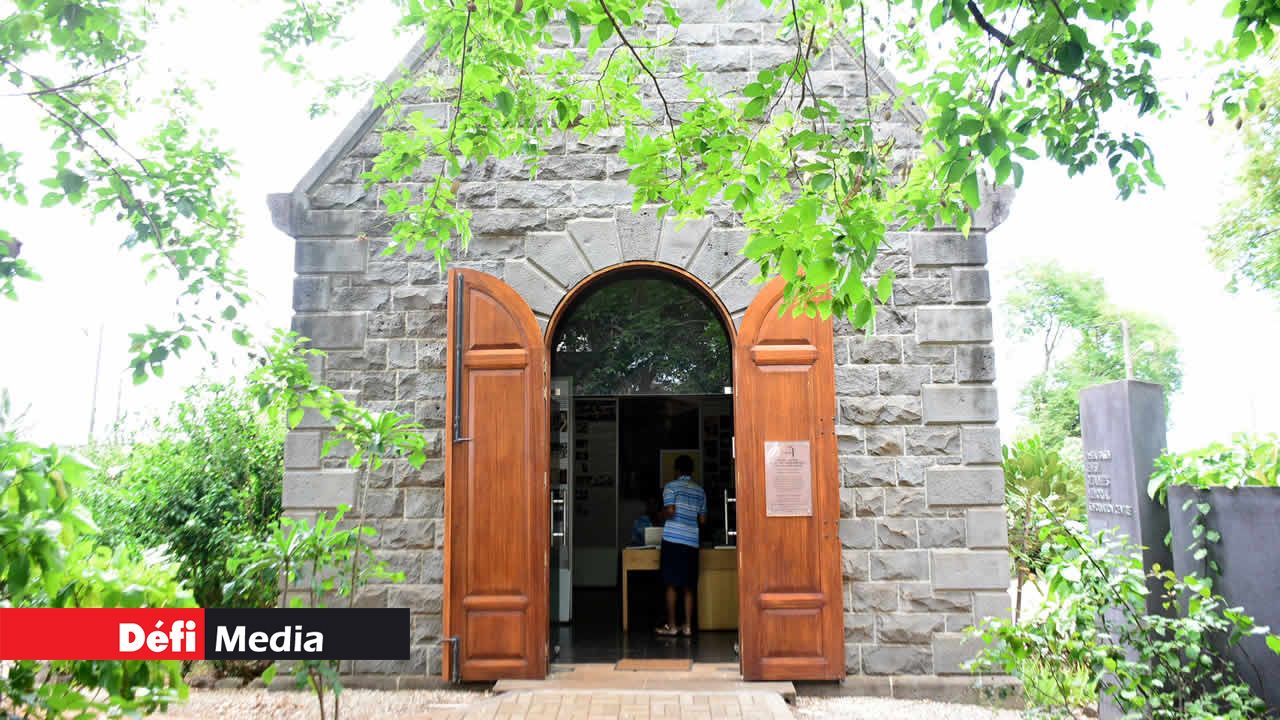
[501,214,762,326]
[544,261,739,346]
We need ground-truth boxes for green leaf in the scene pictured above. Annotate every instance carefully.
[1267,635,1280,656]
[1055,40,1084,74]
[994,156,1012,186]
[742,232,781,257]
[565,10,581,45]
[960,172,981,209]
[851,298,873,328]
[593,21,613,48]
[929,2,945,29]
[40,191,63,208]
[662,3,682,29]
[779,247,798,280]
[876,271,894,303]
[806,258,837,286]
[495,89,514,116]
[1237,29,1257,59]
[812,173,834,192]
[56,169,85,197]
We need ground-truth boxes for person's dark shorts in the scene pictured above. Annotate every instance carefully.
[660,540,699,589]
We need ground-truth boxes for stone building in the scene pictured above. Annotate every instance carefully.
[269,0,1013,699]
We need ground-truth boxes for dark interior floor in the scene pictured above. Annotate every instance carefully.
[552,586,738,664]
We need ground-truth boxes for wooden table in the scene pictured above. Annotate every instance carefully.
[621,546,739,631]
[620,546,660,631]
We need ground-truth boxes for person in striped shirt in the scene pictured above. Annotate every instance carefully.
[656,455,707,637]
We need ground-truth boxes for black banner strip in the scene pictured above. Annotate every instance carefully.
[204,608,410,660]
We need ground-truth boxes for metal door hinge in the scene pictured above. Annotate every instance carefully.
[441,636,461,684]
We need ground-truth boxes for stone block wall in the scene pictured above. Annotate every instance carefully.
[833,229,1011,687]
[269,0,1012,694]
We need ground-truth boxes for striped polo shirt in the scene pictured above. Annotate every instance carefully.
[662,476,707,548]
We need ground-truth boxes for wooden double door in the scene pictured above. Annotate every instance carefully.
[442,267,844,681]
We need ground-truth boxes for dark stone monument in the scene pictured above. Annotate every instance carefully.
[1079,379,1172,719]
[1080,379,1172,612]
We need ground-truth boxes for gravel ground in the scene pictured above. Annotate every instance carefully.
[149,688,1026,719]
[149,688,489,719]
[794,695,1023,719]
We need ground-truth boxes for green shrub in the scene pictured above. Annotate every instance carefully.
[82,380,284,608]
[227,506,402,720]
[0,391,192,717]
[1148,432,1280,504]
[1002,436,1085,621]
[973,517,1271,719]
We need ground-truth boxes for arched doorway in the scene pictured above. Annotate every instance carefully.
[543,262,739,665]
[443,263,844,682]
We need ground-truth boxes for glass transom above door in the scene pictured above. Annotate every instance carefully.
[551,272,732,396]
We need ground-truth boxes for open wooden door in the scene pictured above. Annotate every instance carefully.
[734,277,844,681]
[443,268,548,681]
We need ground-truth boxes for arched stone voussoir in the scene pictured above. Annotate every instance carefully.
[615,206,662,261]
[715,258,764,320]
[525,231,591,289]
[656,216,714,270]
[502,258,564,317]
[686,227,748,290]
[565,217,622,270]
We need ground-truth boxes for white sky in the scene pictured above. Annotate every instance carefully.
[0,1,1275,450]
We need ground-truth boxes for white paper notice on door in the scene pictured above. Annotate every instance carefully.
[765,440,813,517]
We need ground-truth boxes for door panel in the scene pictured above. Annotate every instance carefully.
[444,269,548,681]
[735,277,844,681]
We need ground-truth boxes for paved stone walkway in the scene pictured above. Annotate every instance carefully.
[428,689,794,719]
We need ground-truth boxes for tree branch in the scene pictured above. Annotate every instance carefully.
[425,8,472,220]
[1,59,163,188]
[595,0,686,179]
[0,57,137,98]
[22,91,169,261]
[595,0,677,132]
[1046,0,1070,26]
[964,0,1084,82]
[859,2,873,129]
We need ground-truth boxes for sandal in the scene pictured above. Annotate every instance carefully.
[655,624,679,636]
[681,625,693,637]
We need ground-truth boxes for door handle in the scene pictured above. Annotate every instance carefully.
[723,491,737,543]
[552,497,566,540]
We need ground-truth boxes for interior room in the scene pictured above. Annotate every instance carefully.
[548,270,739,664]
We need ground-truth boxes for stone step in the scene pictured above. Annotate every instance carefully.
[446,689,796,719]
[492,664,796,703]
